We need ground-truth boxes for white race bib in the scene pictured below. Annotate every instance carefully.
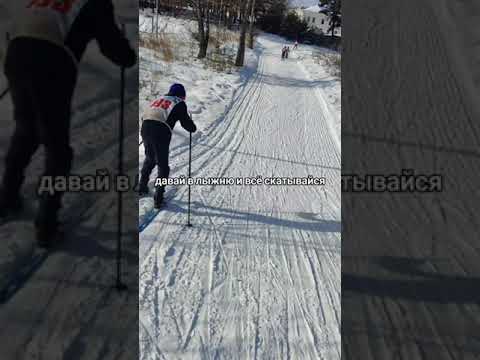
[142,96,183,128]
[11,0,89,45]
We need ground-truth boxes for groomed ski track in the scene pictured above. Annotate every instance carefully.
[140,35,341,360]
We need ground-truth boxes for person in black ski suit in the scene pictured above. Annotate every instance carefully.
[0,0,136,247]
[139,84,197,208]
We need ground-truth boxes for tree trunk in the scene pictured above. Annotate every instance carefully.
[247,0,256,49]
[197,13,207,58]
[206,0,210,46]
[196,0,210,59]
[235,0,252,66]
[198,39,208,59]
[218,0,224,27]
[155,0,160,36]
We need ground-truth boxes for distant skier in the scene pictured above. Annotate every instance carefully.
[281,46,287,60]
[285,46,290,59]
[0,0,136,247]
[139,84,197,208]
[293,41,299,50]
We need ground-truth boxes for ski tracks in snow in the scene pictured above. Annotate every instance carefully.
[140,34,341,360]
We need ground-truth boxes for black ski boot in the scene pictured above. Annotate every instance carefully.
[139,184,149,197]
[154,188,165,209]
[35,219,59,249]
[35,198,61,249]
[138,175,150,196]
[0,189,22,220]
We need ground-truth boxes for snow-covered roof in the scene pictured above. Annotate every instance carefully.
[304,5,327,13]
[288,0,318,8]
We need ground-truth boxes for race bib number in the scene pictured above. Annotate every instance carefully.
[12,0,87,44]
[143,96,182,124]
[27,0,77,14]
[151,99,173,110]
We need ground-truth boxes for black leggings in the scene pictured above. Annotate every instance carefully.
[2,38,76,224]
[140,120,172,193]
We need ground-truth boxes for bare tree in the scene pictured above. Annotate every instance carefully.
[185,0,211,59]
[150,0,264,63]
[247,0,257,49]
[155,0,160,36]
[235,0,253,66]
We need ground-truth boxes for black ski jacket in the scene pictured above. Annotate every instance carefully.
[65,0,136,66]
[165,101,197,133]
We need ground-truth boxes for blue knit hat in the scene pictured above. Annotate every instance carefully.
[168,83,186,98]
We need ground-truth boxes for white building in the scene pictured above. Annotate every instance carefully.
[300,5,341,36]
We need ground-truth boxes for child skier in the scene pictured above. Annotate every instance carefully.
[139,84,197,208]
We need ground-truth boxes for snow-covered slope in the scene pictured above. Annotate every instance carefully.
[139,20,341,360]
